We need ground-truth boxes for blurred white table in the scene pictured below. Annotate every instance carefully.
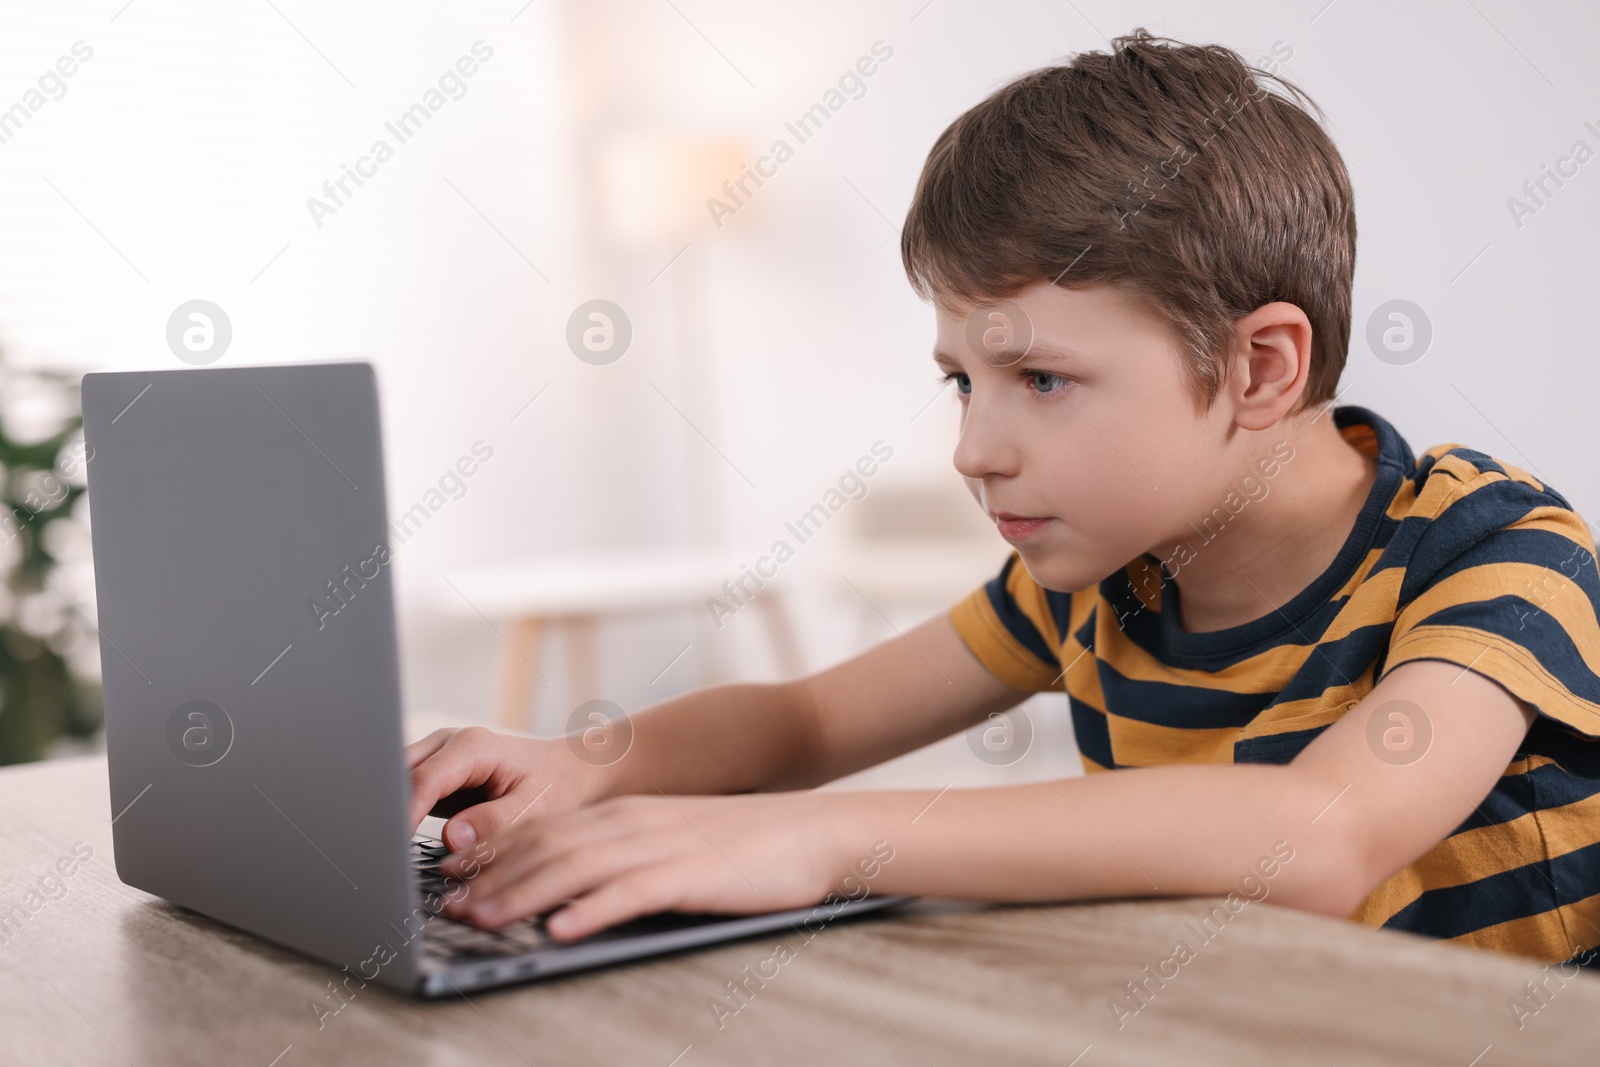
[437,548,804,732]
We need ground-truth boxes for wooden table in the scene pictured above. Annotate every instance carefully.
[5,753,1598,1066]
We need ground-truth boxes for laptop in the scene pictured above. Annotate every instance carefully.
[81,360,908,997]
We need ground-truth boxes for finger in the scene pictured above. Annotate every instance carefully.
[439,795,659,881]
[407,726,506,833]
[440,781,556,852]
[403,727,457,770]
[544,865,688,941]
[462,841,665,932]
[444,808,688,925]
[441,809,611,899]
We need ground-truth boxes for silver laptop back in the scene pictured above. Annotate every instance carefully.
[82,361,423,992]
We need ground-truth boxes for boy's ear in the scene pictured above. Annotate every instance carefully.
[1229,301,1313,431]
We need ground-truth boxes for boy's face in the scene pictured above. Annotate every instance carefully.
[933,279,1238,594]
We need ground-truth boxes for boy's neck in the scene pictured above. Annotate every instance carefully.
[1160,409,1378,636]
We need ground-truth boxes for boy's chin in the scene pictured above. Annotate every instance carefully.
[1012,547,1102,595]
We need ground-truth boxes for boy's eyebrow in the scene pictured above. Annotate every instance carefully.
[932,342,1091,367]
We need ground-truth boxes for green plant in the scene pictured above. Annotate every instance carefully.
[0,353,102,764]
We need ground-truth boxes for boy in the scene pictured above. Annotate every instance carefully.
[408,29,1600,966]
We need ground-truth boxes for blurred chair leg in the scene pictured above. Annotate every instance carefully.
[496,616,545,732]
[755,591,805,678]
[852,596,879,652]
[694,602,733,686]
[564,614,600,733]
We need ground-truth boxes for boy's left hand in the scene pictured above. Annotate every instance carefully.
[435,791,856,940]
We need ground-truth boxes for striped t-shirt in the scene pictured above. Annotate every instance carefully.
[949,403,1600,964]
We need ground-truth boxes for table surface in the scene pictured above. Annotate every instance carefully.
[5,752,1599,1066]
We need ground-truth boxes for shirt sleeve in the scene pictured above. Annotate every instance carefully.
[1379,469,1600,737]
[948,551,1067,692]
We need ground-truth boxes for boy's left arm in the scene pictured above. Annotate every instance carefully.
[850,656,1535,916]
[441,656,1534,937]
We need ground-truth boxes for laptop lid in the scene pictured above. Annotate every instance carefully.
[82,361,423,992]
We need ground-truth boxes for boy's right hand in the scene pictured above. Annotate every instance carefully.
[405,726,608,852]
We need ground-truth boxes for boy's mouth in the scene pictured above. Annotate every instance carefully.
[992,512,1053,541]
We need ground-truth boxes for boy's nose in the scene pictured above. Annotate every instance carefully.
[953,399,1022,480]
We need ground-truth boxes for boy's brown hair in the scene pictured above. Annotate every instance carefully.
[900,29,1355,416]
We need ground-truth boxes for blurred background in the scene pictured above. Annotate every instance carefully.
[0,1,1596,793]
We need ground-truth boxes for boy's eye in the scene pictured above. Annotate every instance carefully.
[940,371,971,395]
[1029,371,1068,394]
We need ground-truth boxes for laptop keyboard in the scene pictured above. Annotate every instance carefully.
[410,835,762,963]
[411,836,553,960]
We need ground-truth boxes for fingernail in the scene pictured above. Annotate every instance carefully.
[449,822,477,850]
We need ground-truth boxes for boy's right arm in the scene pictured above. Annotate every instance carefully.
[407,612,1032,850]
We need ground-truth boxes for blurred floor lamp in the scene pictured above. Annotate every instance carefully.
[596,130,748,548]
[454,132,805,733]
[449,130,797,710]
